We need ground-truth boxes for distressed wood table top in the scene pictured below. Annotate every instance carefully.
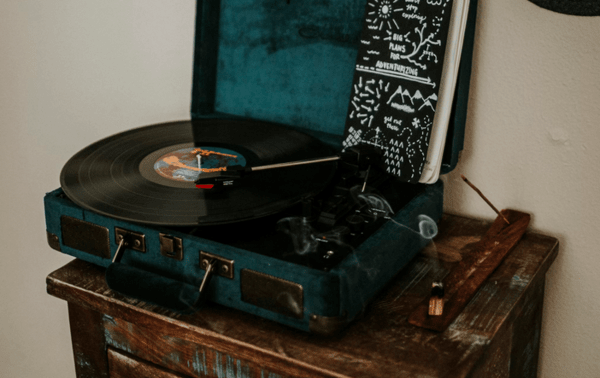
[46,213,559,378]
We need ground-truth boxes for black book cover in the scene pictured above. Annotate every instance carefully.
[343,0,456,183]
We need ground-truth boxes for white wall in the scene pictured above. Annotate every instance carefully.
[0,1,598,377]
[0,1,196,376]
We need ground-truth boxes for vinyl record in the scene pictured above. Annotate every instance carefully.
[60,119,338,226]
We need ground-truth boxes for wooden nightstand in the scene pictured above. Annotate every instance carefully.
[47,214,558,378]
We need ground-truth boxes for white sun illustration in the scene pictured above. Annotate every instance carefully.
[368,0,402,30]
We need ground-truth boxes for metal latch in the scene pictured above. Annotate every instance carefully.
[159,233,183,260]
[200,251,234,279]
[113,228,146,263]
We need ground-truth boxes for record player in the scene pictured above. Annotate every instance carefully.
[44,0,478,334]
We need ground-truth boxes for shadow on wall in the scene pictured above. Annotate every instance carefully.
[528,0,600,16]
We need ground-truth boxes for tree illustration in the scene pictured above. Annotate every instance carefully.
[401,23,441,70]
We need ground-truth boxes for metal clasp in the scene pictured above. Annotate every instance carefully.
[159,233,183,260]
[200,251,234,279]
[112,228,146,263]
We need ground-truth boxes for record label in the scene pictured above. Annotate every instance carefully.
[154,146,247,182]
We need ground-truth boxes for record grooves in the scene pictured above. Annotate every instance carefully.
[60,119,337,226]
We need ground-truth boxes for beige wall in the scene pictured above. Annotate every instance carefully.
[1,0,598,377]
[444,2,600,377]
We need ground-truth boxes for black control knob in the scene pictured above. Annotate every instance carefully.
[346,214,366,233]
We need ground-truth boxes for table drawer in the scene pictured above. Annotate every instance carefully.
[108,348,190,378]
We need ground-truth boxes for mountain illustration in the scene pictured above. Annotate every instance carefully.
[389,85,435,113]
[419,99,435,111]
[413,90,423,102]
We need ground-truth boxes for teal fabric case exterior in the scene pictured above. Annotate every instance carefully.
[44,0,477,333]
[45,182,443,332]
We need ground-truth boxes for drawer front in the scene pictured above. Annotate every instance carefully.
[108,348,190,378]
[103,315,332,378]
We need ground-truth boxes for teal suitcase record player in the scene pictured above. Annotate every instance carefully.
[44,0,478,334]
